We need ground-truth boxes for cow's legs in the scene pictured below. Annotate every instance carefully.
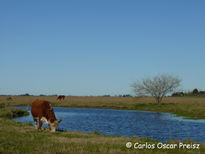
[38,117,43,130]
[33,117,38,129]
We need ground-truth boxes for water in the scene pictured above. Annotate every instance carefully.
[12,106,205,143]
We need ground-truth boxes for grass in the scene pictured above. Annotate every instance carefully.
[0,107,29,119]
[1,95,205,119]
[0,107,204,154]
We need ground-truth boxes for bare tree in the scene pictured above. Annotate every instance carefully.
[131,74,181,104]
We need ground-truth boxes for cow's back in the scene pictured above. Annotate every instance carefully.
[31,100,51,118]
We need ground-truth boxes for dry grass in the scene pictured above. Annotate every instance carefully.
[1,95,205,104]
[1,95,205,119]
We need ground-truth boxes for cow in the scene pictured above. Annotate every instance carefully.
[31,99,62,132]
[6,97,13,101]
[57,95,65,100]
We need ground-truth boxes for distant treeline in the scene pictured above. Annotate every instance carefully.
[172,89,205,97]
[0,94,58,96]
[103,94,132,97]
[1,93,133,97]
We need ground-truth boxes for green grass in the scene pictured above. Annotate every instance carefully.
[0,107,205,153]
[0,107,29,119]
[133,102,205,119]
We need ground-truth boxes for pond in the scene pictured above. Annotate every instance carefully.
[13,107,205,143]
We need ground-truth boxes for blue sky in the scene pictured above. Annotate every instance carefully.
[0,0,205,95]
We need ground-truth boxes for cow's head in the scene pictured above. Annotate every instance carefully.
[49,119,62,132]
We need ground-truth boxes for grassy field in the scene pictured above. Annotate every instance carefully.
[1,95,205,119]
[0,107,204,154]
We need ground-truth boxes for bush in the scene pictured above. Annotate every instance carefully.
[192,88,199,95]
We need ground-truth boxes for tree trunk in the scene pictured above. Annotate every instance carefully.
[155,96,163,104]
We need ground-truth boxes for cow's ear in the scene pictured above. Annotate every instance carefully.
[57,119,62,123]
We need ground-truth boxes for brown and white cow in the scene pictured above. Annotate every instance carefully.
[31,99,62,132]
[57,95,65,100]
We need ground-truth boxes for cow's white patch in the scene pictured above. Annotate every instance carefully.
[40,117,49,124]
